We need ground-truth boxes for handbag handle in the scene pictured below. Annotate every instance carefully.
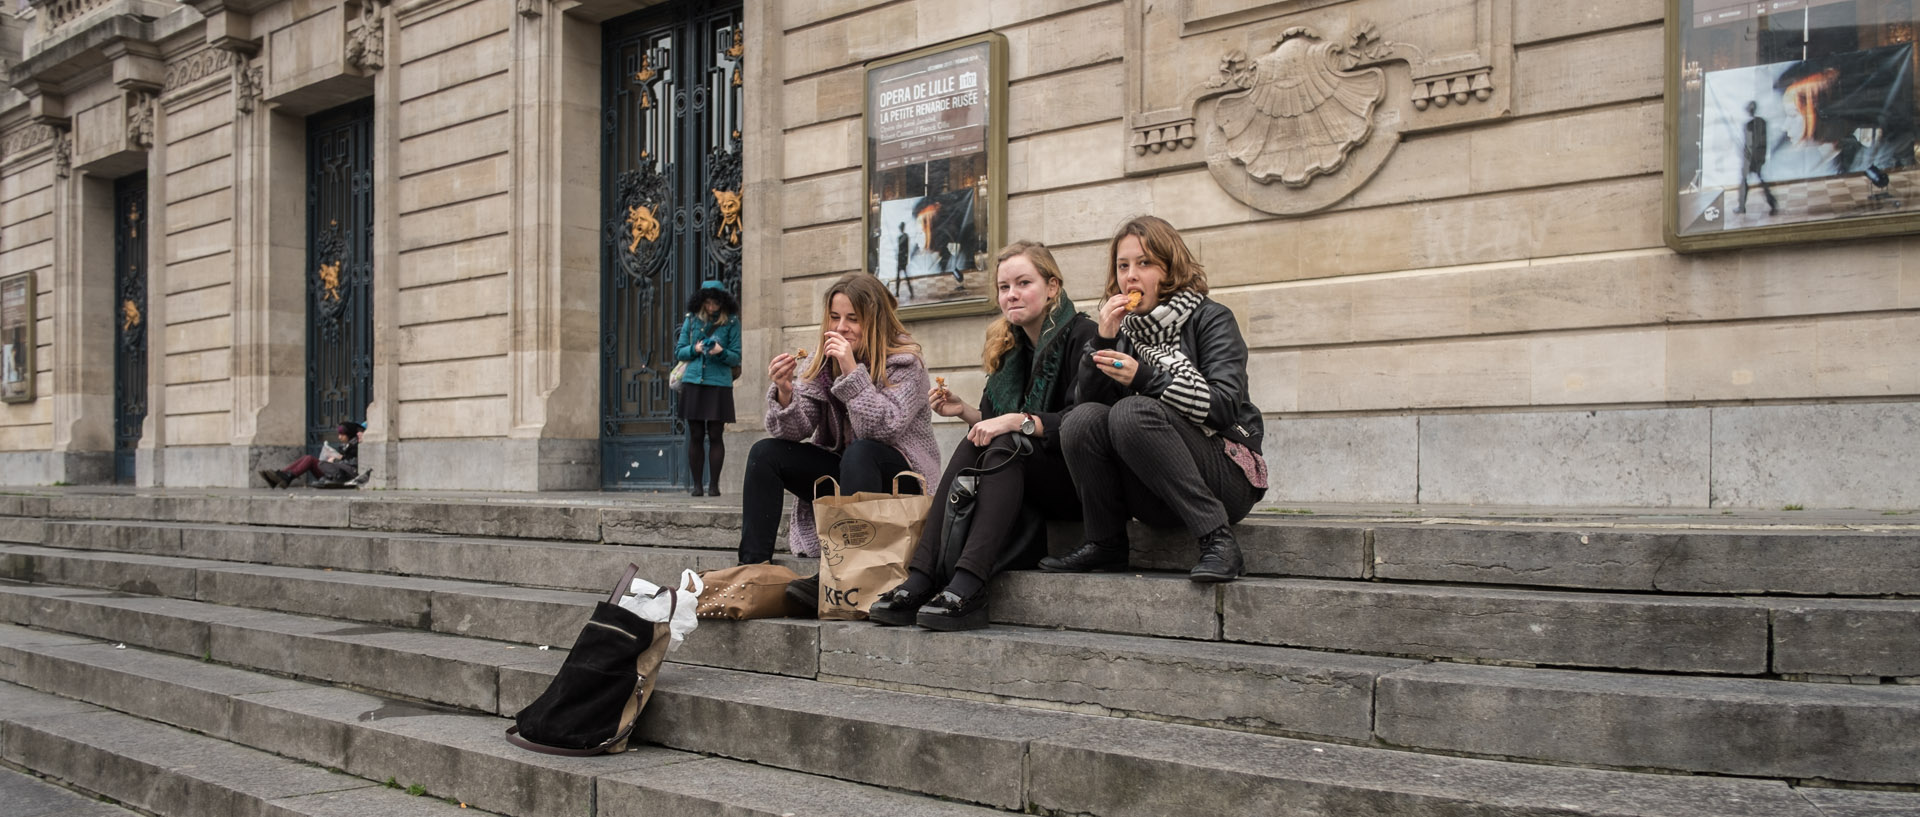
[608,563,640,605]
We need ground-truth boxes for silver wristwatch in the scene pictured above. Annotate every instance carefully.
[1019,413,1037,436]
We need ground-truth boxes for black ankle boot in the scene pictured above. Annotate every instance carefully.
[1189,525,1243,583]
[1038,536,1129,573]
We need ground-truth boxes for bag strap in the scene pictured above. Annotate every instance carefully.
[890,471,927,496]
[609,563,640,604]
[812,475,840,501]
[959,434,1033,479]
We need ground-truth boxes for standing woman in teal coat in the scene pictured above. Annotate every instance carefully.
[676,280,743,496]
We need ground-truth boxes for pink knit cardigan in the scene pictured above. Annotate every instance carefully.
[763,351,940,556]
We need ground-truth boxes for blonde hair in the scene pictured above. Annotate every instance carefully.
[1105,215,1207,300]
[804,273,921,388]
[982,241,1066,374]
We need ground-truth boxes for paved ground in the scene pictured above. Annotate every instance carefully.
[4,485,1914,530]
[0,766,140,817]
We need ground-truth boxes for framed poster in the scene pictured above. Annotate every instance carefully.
[863,33,1008,318]
[1668,0,1920,252]
[1,271,33,403]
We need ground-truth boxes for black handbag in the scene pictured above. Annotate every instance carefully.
[933,434,1046,583]
[506,563,673,756]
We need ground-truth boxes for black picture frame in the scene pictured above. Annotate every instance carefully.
[1667,0,1920,252]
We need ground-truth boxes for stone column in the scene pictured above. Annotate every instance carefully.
[360,1,402,488]
[136,97,166,487]
[227,50,304,486]
[501,0,600,490]
[51,128,114,484]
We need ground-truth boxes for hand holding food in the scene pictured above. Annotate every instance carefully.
[1097,293,1131,338]
[794,348,809,360]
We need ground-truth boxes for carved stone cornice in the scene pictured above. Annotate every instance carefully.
[0,123,56,157]
[162,46,235,93]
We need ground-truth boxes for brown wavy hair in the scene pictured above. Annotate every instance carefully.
[982,241,1066,375]
[803,272,920,388]
[1104,215,1208,300]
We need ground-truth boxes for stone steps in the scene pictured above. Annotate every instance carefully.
[7,493,1917,594]
[0,676,498,817]
[4,573,1920,785]
[9,528,1920,678]
[0,621,1868,817]
[0,629,1009,817]
[1,765,145,817]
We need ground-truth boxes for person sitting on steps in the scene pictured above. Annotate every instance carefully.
[259,421,365,489]
[1042,215,1269,583]
[735,273,939,615]
[867,240,1098,631]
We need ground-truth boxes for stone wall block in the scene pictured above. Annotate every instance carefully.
[1711,403,1920,509]
[1419,409,1710,506]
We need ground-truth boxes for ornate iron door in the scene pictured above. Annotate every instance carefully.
[113,174,148,483]
[601,2,745,489]
[305,100,375,450]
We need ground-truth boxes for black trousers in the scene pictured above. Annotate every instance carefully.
[909,432,1079,582]
[737,438,919,564]
[1061,396,1260,543]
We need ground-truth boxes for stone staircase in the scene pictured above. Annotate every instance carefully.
[0,490,1917,817]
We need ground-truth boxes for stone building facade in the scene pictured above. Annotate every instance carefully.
[0,0,1914,507]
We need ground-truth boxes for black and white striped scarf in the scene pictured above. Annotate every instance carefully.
[1121,290,1213,429]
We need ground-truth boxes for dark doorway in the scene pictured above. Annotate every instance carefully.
[305,99,375,451]
[112,173,148,483]
[601,1,745,489]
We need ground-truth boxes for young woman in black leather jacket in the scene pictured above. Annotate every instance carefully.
[1043,216,1269,582]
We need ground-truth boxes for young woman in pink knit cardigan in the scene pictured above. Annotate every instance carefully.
[737,273,939,610]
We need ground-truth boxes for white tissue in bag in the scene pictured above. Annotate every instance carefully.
[617,569,703,650]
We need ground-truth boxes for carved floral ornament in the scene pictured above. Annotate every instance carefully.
[1131,9,1509,216]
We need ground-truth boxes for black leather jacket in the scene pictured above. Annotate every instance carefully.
[1073,297,1265,448]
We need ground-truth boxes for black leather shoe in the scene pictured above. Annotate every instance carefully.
[1189,526,1243,583]
[689,485,705,497]
[915,588,989,631]
[1038,538,1129,573]
[258,469,288,489]
[868,584,936,626]
[784,574,819,618]
[707,484,722,497]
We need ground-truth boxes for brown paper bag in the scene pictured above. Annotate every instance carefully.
[811,472,930,620]
[695,563,802,620]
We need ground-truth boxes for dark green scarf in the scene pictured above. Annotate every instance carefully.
[981,295,1078,417]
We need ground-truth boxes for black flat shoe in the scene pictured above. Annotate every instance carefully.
[868,584,936,626]
[1189,526,1243,583]
[706,484,722,497]
[784,574,819,618]
[915,588,989,631]
[1038,538,1129,573]
[689,486,705,497]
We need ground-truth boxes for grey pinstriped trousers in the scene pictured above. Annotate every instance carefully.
[1060,396,1262,545]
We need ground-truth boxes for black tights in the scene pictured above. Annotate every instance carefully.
[686,420,726,489]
